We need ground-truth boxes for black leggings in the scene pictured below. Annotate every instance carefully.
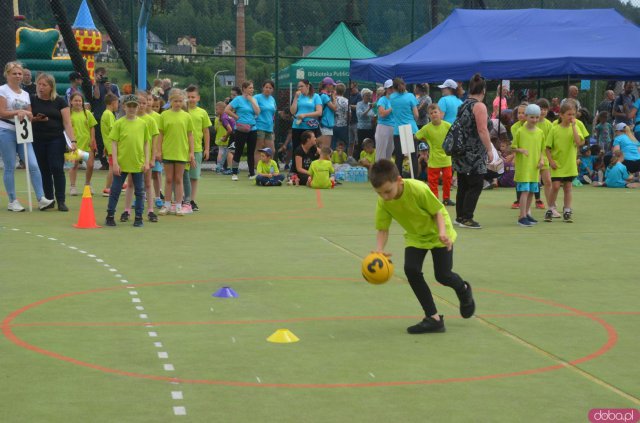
[232,130,257,176]
[32,137,67,202]
[404,247,466,317]
[455,173,485,221]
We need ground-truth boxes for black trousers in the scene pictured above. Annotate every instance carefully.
[404,247,466,317]
[455,173,484,221]
[393,135,418,178]
[232,130,257,176]
[33,137,66,203]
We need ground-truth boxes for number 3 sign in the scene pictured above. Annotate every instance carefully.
[14,116,34,144]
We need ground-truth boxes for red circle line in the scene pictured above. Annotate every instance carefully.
[1,278,618,388]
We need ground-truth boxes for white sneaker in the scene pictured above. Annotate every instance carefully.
[248,174,256,180]
[69,186,78,196]
[7,200,25,212]
[175,205,184,216]
[231,174,238,181]
[583,175,592,184]
[38,197,54,210]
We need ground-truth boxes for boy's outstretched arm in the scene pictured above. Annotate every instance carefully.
[375,230,391,256]
[435,211,452,251]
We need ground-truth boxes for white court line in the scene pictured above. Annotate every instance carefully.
[132,298,141,303]
[163,364,175,371]
[173,406,186,416]
[139,314,148,319]
[158,352,168,359]
[148,332,158,337]
[171,391,183,400]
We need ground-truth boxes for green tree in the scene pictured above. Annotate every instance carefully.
[252,31,275,56]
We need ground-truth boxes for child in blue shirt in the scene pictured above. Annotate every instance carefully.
[594,151,640,188]
[578,145,596,184]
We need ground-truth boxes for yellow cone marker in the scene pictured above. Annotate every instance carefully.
[267,329,300,343]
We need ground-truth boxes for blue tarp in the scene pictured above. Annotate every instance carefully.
[350,8,640,83]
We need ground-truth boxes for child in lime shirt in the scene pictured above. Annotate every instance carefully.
[255,147,284,186]
[309,147,335,189]
[511,104,545,227]
[545,101,587,223]
[415,104,454,205]
[105,95,151,227]
[370,159,475,334]
[186,85,212,211]
[100,93,119,197]
[535,98,553,211]
[68,93,98,195]
[331,141,348,165]
[149,95,164,207]
[157,90,195,217]
[358,138,376,169]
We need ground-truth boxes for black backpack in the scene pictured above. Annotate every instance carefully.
[443,99,477,157]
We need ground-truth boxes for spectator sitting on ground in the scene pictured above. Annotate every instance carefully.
[593,151,640,188]
[255,147,285,186]
[612,123,640,175]
[308,147,335,189]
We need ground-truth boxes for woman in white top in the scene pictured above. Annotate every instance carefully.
[0,62,53,212]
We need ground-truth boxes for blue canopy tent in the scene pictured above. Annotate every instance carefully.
[350,9,640,83]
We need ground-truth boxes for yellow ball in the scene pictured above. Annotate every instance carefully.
[361,253,394,285]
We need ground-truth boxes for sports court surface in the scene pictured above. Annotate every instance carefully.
[1,170,639,422]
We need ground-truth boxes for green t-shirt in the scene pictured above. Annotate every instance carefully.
[359,150,376,164]
[214,116,229,146]
[512,125,545,183]
[71,110,98,151]
[309,159,335,189]
[140,114,159,158]
[159,109,194,162]
[188,106,212,153]
[536,118,553,167]
[552,118,589,137]
[415,120,452,168]
[150,111,162,129]
[100,109,116,155]
[331,151,348,164]
[108,117,150,173]
[546,123,588,177]
[375,179,456,250]
[257,159,280,175]
[510,120,524,138]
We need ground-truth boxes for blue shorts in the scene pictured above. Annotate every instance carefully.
[516,182,539,193]
[152,160,163,172]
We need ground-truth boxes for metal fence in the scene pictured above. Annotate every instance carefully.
[5,0,640,115]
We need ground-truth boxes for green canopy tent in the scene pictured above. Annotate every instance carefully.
[277,22,376,94]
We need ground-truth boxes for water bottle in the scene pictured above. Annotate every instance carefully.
[270,166,275,174]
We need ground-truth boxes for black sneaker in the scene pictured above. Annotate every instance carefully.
[160,191,165,200]
[105,215,116,226]
[453,217,463,226]
[190,200,199,212]
[443,199,456,206]
[544,210,553,222]
[120,211,130,222]
[407,316,446,334]
[43,201,56,210]
[147,211,158,222]
[58,202,69,212]
[460,219,482,229]
[563,210,573,223]
[457,282,476,318]
[133,215,143,227]
[526,214,538,224]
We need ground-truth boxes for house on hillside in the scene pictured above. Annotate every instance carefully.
[214,40,235,56]
[148,31,165,53]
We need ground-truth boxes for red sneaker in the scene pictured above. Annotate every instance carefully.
[535,200,545,209]
[511,201,520,209]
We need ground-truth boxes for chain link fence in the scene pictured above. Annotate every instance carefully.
[5,0,640,133]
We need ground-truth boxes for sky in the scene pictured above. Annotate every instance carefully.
[625,0,640,6]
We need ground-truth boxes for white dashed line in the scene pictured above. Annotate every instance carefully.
[158,352,169,359]
[135,306,144,311]
[148,332,158,337]
[132,298,141,303]
[154,342,163,348]
[173,406,186,416]
[171,391,183,400]
[139,314,148,319]
[163,364,175,371]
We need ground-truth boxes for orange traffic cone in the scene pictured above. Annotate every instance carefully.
[73,185,101,229]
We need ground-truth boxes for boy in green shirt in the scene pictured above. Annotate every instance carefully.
[309,147,335,189]
[100,93,119,197]
[511,104,545,227]
[358,138,376,169]
[370,160,475,334]
[255,147,285,186]
[415,104,455,205]
[105,95,151,227]
[186,85,212,211]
